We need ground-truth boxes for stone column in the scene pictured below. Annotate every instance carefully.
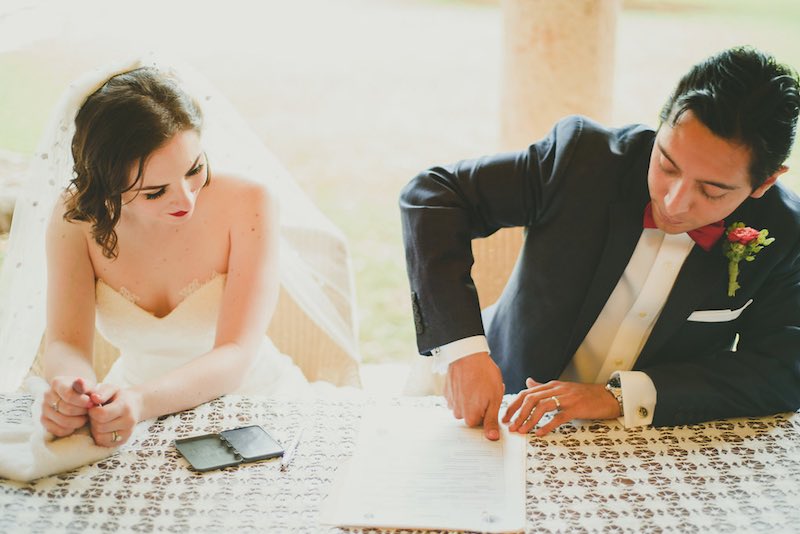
[500,0,620,148]
[472,0,620,309]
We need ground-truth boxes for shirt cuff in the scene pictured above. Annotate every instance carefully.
[614,370,656,428]
[430,335,490,375]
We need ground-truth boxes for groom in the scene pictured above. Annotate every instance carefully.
[400,46,800,440]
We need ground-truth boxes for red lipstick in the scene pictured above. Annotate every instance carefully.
[169,210,188,217]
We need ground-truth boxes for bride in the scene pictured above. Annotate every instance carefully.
[0,58,360,456]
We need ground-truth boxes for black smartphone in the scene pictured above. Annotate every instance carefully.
[220,425,284,462]
[175,425,284,471]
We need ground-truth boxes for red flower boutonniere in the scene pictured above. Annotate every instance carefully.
[722,222,774,297]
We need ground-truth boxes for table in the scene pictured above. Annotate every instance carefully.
[1,393,799,533]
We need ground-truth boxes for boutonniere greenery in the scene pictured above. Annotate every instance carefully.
[722,222,774,297]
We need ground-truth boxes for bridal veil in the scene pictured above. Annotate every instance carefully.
[0,56,361,391]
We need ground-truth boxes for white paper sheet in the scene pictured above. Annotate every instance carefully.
[319,405,526,533]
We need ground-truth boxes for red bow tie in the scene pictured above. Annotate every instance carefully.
[643,203,724,252]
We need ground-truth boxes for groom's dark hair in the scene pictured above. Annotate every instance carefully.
[66,67,206,259]
[659,46,799,189]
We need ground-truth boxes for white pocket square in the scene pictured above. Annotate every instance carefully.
[687,299,753,323]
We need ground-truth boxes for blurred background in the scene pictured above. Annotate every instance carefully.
[1,0,798,386]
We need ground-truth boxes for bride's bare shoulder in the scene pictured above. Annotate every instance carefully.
[47,193,92,237]
[204,172,276,216]
[45,194,95,261]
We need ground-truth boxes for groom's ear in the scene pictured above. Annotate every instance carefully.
[749,165,787,199]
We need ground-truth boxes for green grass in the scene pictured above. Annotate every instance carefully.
[314,180,418,364]
[0,53,67,154]
[626,0,800,20]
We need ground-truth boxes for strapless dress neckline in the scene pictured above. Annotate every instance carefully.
[94,272,309,397]
[95,272,224,320]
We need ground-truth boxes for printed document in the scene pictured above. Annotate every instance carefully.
[320,405,526,532]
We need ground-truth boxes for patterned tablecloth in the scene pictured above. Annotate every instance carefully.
[1,393,799,533]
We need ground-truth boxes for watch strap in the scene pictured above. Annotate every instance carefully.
[605,375,624,417]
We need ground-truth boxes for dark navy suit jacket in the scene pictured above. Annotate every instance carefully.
[400,115,800,426]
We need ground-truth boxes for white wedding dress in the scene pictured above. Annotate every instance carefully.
[96,273,309,396]
[0,272,312,483]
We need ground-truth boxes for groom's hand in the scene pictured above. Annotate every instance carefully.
[503,378,621,436]
[445,352,505,441]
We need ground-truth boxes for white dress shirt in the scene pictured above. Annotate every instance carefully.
[431,229,696,428]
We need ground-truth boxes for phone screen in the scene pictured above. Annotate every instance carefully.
[220,425,284,462]
[174,434,241,471]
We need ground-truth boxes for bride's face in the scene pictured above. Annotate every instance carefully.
[122,130,207,225]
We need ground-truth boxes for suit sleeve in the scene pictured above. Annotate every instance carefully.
[399,116,583,355]
[646,237,800,426]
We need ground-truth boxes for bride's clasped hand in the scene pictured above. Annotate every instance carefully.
[42,377,141,447]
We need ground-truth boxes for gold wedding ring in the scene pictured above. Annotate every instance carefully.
[551,396,561,411]
[51,399,60,413]
[111,430,120,443]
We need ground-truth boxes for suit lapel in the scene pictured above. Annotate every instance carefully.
[562,144,654,366]
[635,244,727,365]
[563,202,643,363]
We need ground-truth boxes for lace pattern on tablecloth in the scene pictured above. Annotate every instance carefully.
[0,394,798,533]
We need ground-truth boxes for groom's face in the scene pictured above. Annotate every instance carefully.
[646,110,780,234]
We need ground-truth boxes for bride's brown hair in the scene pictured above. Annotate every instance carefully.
[65,67,204,259]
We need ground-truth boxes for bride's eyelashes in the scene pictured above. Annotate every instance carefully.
[187,163,204,177]
[145,188,167,200]
[142,161,205,200]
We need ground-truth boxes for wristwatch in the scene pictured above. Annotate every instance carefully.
[605,374,624,417]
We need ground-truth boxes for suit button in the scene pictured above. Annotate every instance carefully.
[638,407,649,418]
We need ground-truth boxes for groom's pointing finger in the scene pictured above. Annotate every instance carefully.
[483,391,502,441]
